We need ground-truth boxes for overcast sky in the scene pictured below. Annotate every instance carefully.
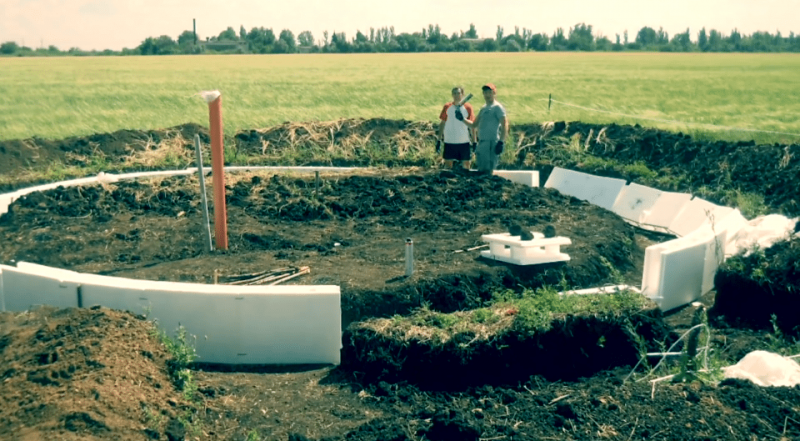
[1,0,798,51]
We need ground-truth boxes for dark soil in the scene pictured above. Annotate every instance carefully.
[712,235,800,334]
[0,124,208,179]
[342,307,669,390]
[0,170,647,326]
[0,305,194,441]
[3,121,800,441]
[514,121,800,216]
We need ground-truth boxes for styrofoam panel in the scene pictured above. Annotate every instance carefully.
[639,191,693,231]
[657,238,708,311]
[544,167,626,211]
[492,170,540,187]
[74,273,341,364]
[668,197,735,238]
[0,265,79,311]
[641,242,674,298]
[686,209,748,257]
[611,183,663,223]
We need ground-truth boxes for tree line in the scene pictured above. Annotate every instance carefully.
[2,23,799,56]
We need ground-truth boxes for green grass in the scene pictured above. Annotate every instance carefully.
[1,53,800,144]
[373,287,650,347]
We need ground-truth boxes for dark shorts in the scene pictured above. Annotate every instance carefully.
[443,143,471,161]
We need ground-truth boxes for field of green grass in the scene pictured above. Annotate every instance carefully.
[1,52,800,144]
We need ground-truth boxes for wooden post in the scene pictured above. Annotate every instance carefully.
[208,95,228,250]
[548,94,552,113]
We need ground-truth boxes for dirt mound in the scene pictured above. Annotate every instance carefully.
[712,236,800,334]
[0,306,192,441]
[0,123,208,177]
[341,291,666,389]
[515,121,800,216]
[306,375,800,441]
[232,118,435,166]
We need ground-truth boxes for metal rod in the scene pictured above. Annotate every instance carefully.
[315,170,320,195]
[405,238,414,276]
[77,285,83,308]
[194,134,214,252]
[548,93,552,113]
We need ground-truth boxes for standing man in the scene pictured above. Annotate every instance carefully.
[437,86,476,169]
[456,83,508,173]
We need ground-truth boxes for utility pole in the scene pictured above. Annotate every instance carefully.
[193,19,197,45]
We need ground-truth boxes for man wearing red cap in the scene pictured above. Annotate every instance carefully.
[456,83,508,173]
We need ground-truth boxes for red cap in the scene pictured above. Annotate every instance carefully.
[482,83,497,92]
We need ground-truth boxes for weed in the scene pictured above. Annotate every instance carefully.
[150,324,199,399]
[245,429,261,441]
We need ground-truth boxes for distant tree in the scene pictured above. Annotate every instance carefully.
[503,39,522,52]
[177,30,196,47]
[218,27,238,41]
[465,23,478,39]
[623,30,628,45]
[355,30,368,43]
[479,38,498,52]
[239,26,247,40]
[567,23,595,51]
[496,25,504,41]
[279,29,296,51]
[698,28,708,51]
[596,36,612,51]
[47,45,59,53]
[636,26,657,46]
[551,28,567,50]
[0,41,19,54]
[528,33,549,51]
[298,31,314,47]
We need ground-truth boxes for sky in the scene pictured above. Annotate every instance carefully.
[1,0,799,51]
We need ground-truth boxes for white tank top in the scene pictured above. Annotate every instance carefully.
[444,105,471,144]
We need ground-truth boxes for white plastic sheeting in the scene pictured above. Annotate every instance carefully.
[729,214,799,255]
[724,351,800,387]
[544,167,626,211]
[0,263,341,365]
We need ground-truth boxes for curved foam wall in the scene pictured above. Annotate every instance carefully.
[0,164,758,365]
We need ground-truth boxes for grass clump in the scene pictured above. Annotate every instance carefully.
[370,287,650,348]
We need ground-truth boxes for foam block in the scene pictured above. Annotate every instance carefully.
[0,265,79,311]
[544,167,626,211]
[639,191,693,232]
[641,242,675,299]
[611,183,662,223]
[669,197,735,237]
[493,170,540,187]
[656,236,708,311]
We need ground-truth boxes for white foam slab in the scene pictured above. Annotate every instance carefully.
[669,197,735,238]
[14,262,342,365]
[493,170,540,187]
[639,191,693,232]
[641,242,675,299]
[0,191,20,216]
[612,183,663,223]
[0,264,79,311]
[544,167,626,211]
[657,237,708,311]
